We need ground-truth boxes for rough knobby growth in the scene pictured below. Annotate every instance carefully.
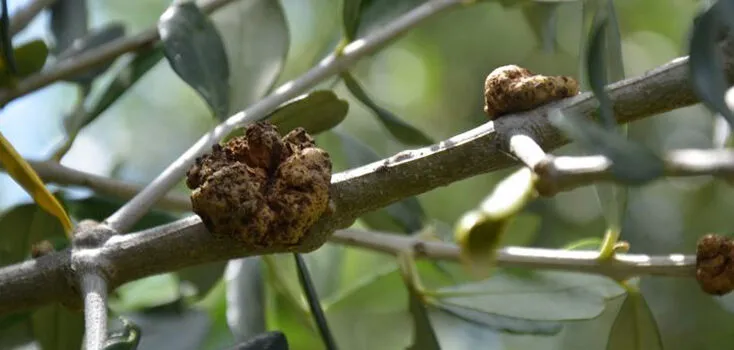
[696,233,734,295]
[186,122,332,249]
[484,65,579,120]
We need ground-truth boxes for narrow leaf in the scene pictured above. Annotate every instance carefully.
[429,300,563,335]
[342,0,371,41]
[0,0,16,74]
[0,133,73,235]
[606,291,662,350]
[336,130,425,233]
[434,271,625,322]
[225,258,266,342]
[587,17,616,129]
[548,109,664,185]
[226,331,289,350]
[342,72,433,146]
[31,303,84,350]
[293,254,338,350]
[158,2,230,119]
[689,1,734,128]
[109,274,180,312]
[56,23,126,84]
[521,1,563,53]
[268,90,349,135]
[49,0,88,55]
[212,0,290,114]
[397,255,441,350]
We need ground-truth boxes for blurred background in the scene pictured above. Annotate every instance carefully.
[2,0,734,349]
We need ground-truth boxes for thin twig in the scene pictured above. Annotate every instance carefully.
[293,254,338,350]
[8,0,55,36]
[102,0,467,233]
[0,0,237,106]
[81,272,108,350]
[330,229,695,280]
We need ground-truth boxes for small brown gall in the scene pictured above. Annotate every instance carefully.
[484,65,579,120]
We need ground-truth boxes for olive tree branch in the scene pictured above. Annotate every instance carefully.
[0,46,727,314]
[0,0,237,106]
[102,0,468,233]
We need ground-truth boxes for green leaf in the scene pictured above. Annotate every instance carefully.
[63,195,179,232]
[606,291,662,350]
[587,18,616,129]
[0,132,73,234]
[454,168,537,274]
[56,23,126,84]
[342,72,434,146]
[103,318,141,350]
[49,0,88,55]
[521,1,565,53]
[74,47,165,133]
[433,271,625,322]
[0,39,49,86]
[158,2,230,120]
[336,130,425,233]
[0,203,65,266]
[548,109,664,185]
[212,0,289,115]
[110,273,181,312]
[689,1,734,129]
[428,300,563,335]
[31,303,84,350]
[268,90,349,136]
[342,0,372,41]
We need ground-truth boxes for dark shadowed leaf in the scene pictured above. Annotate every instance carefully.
[63,195,179,232]
[548,110,664,184]
[75,47,165,132]
[31,303,84,350]
[103,317,141,350]
[268,90,349,135]
[342,0,372,41]
[226,331,289,350]
[49,0,88,54]
[0,39,48,86]
[689,2,734,128]
[587,18,615,129]
[212,0,289,114]
[343,0,425,40]
[225,258,266,343]
[0,203,69,267]
[429,300,563,335]
[1,0,15,74]
[337,130,426,233]
[56,23,126,84]
[342,72,434,146]
[158,2,230,119]
[606,291,662,350]
[434,271,625,322]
